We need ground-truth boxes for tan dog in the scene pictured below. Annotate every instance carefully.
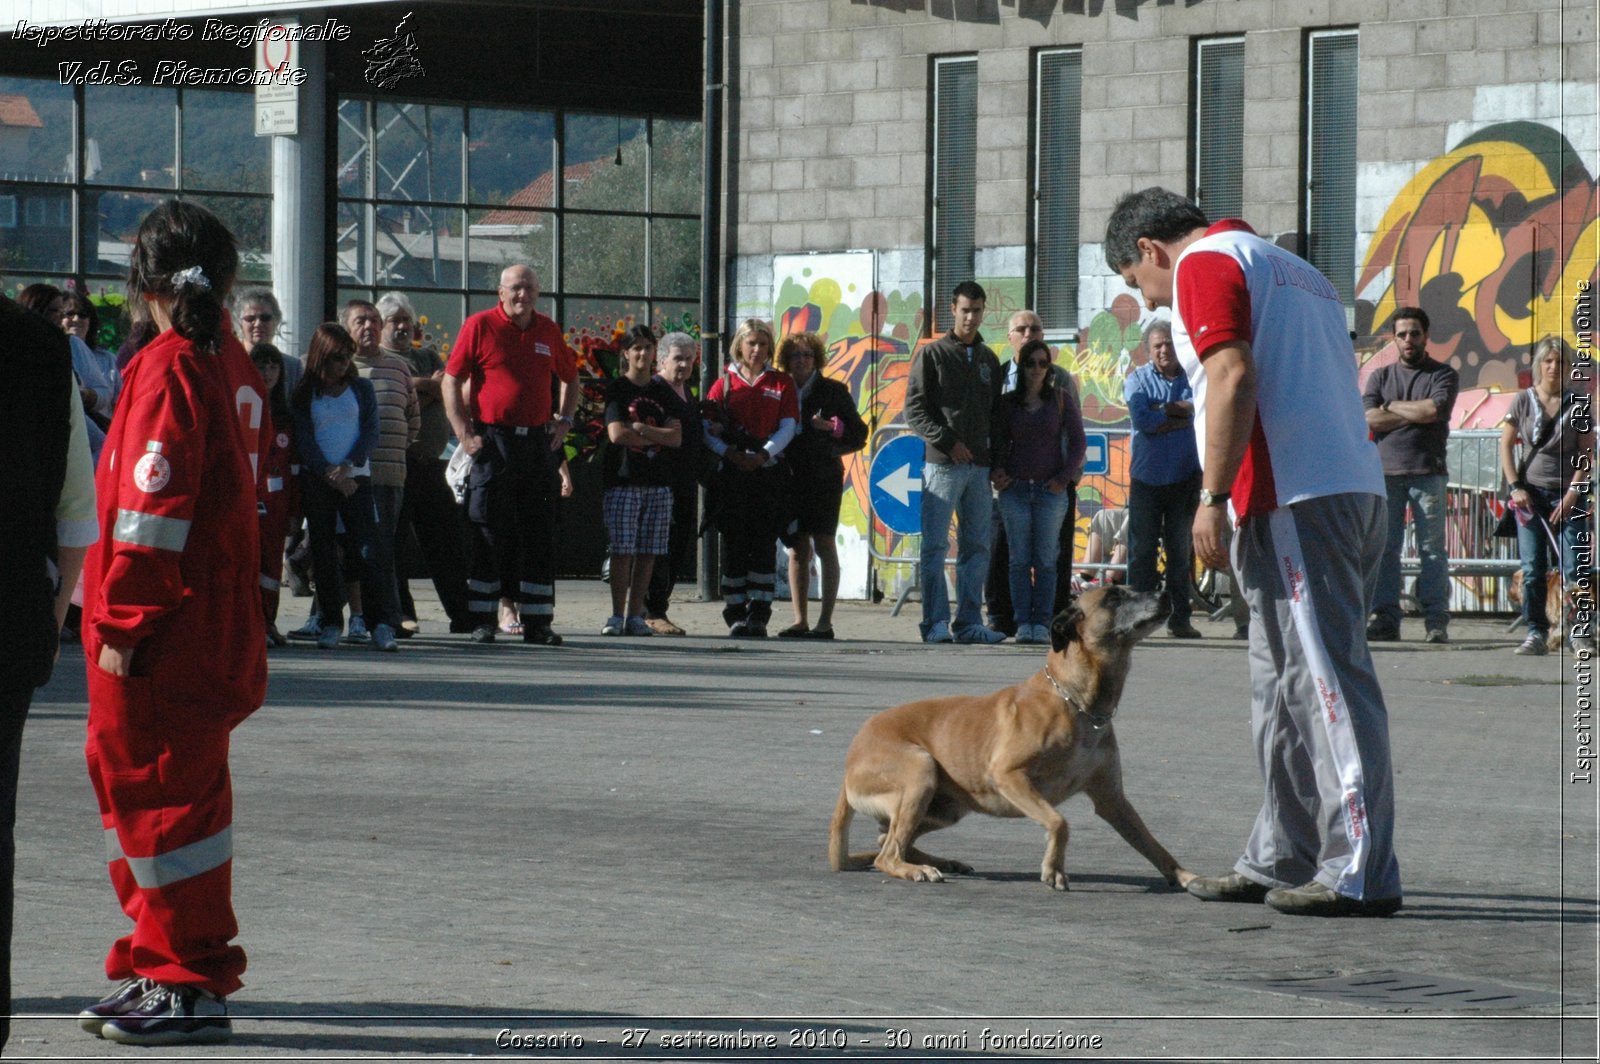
[829,585,1196,891]
[1509,569,1592,651]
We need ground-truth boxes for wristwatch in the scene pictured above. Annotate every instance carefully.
[1199,488,1231,507]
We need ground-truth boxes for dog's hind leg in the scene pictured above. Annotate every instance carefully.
[904,845,973,876]
[871,748,950,883]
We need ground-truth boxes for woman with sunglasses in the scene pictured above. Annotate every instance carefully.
[991,337,1086,644]
[55,289,123,431]
[290,324,394,651]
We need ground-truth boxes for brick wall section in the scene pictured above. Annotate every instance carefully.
[730,0,1591,325]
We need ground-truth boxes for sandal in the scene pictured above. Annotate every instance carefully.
[777,623,810,638]
[498,621,524,636]
[805,625,835,640]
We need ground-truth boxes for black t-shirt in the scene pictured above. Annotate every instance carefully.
[603,376,679,488]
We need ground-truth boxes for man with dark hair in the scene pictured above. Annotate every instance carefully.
[1104,186,1401,918]
[1362,307,1458,643]
[0,297,96,1053]
[905,281,1007,644]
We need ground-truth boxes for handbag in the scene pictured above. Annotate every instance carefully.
[1493,390,1574,538]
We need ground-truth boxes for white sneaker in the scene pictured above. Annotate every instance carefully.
[602,615,625,636]
[100,983,230,1046]
[923,620,954,644]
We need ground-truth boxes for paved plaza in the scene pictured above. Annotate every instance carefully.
[10,581,1597,1061]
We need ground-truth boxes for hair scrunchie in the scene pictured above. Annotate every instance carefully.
[170,266,211,291]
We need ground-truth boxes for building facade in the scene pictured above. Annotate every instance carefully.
[724,0,1597,601]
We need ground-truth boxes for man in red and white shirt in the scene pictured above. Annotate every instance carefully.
[1104,187,1400,918]
[442,264,577,644]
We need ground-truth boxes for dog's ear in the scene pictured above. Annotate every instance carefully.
[1049,606,1084,652]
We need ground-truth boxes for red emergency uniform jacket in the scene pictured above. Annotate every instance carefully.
[84,329,269,721]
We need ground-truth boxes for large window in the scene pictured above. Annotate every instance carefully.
[1304,29,1358,305]
[1192,36,1244,222]
[337,98,701,349]
[1032,48,1081,332]
[929,56,976,333]
[0,76,270,316]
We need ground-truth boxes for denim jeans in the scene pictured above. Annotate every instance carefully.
[1127,472,1201,625]
[996,480,1075,628]
[1515,484,1588,639]
[1372,474,1448,629]
[919,461,993,637]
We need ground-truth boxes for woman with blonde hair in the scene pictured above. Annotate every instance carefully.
[1499,336,1593,655]
[703,318,799,637]
[773,331,867,638]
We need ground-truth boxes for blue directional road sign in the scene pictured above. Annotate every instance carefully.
[1081,431,1110,477]
[869,433,926,535]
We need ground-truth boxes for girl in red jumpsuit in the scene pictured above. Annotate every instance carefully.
[78,201,269,1046]
[249,342,299,648]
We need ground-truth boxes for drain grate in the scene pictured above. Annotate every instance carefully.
[1245,970,1565,1010]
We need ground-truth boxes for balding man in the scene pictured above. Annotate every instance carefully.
[442,266,578,644]
[985,309,1083,635]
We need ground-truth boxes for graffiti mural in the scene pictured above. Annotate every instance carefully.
[1357,120,1598,398]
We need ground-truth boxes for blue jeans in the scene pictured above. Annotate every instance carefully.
[1515,484,1588,639]
[996,480,1074,628]
[1127,472,1201,626]
[1372,474,1448,629]
[919,461,993,637]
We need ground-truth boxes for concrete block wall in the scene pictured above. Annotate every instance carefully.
[731,0,1592,336]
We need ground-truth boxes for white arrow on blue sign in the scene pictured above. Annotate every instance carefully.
[868,433,926,535]
[1081,431,1109,477]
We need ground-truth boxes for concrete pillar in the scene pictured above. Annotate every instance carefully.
[270,39,327,359]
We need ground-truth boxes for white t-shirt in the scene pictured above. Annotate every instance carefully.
[1171,219,1383,519]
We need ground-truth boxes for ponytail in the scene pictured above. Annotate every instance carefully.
[126,201,239,354]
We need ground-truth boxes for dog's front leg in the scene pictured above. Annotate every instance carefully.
[992,769,1071,891]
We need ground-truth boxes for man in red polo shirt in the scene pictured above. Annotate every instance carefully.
[442,264,578,644]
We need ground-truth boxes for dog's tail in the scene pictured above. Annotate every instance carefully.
[829,783,872,871]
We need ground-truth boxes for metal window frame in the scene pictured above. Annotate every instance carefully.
[926,53,978,335]
[1190,35,1246,221]
[1301,27,1360,307]
[1029,45,1082,334]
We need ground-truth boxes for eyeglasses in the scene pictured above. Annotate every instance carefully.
[1011,324,1043,334]
[59,309,86,320]
[326,354,352,365]
[1394,328,1424,338]
[241,313,275,323]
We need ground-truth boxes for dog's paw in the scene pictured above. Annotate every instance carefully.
[1041,868,1070,891]
[939,859,975,876]
[913,865,946,883]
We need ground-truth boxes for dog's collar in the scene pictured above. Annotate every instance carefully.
[1041,665,1113,730]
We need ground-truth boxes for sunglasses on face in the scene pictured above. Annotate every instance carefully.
[1024,359,1051,369]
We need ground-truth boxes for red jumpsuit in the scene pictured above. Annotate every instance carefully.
[256,417,299,628]
[82,329,269,996]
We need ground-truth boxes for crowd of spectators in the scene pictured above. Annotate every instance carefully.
[24,259,1589,657]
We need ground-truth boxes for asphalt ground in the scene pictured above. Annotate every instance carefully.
[10,580,1597,1062]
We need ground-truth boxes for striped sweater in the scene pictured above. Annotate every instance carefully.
[355,351,420,487]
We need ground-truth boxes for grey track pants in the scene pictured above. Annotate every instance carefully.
[1231,492,1402,902]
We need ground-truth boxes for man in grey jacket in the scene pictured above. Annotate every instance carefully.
[905,281,1008,644]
